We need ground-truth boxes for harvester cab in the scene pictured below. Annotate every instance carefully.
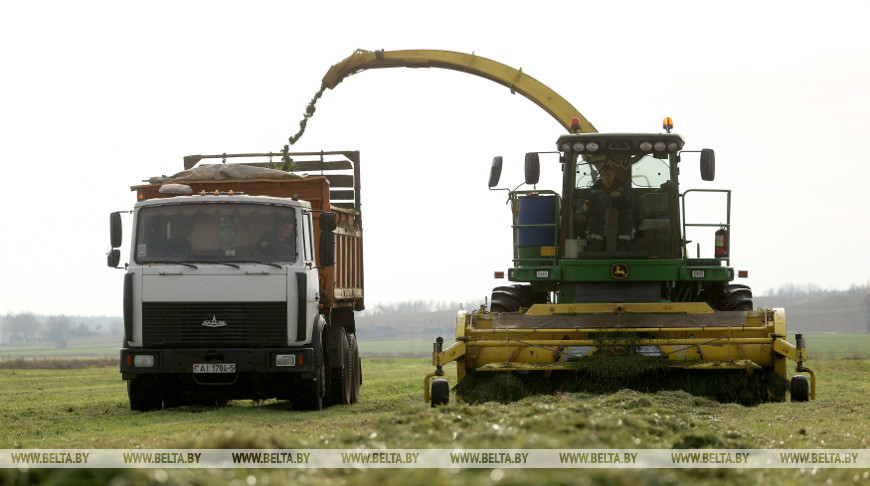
[426,118,814,407]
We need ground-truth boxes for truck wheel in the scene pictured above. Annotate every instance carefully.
[431,379,449,407]
[327,326,352,406]
[791,375,810,402]
[329,340,353,406]
[347,333,361,403]
[128,377,162,412]
[294,320,326,411]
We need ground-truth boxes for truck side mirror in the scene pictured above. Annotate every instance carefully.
[319,231,335,267]
[110,212,123,248]
[319,212,337,231]
[488,156,503,188]
[700,148,715,181]
[524,153,540,185]
[107,249,121,268]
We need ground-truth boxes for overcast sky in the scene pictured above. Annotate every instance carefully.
[1,1,868,317]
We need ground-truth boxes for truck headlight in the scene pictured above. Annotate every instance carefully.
[133,355,154,368]
[275,354,296,367]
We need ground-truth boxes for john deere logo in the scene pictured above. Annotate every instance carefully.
[611,263,629,279]
[202,316,227,328]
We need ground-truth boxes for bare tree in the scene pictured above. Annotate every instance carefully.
[1,313,41,345]
[44,316,73,349]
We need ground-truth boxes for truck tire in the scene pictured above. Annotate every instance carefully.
[294,320,326,411]
[347,332,361,403]
[328,331,353,406]
[128,376,162,412]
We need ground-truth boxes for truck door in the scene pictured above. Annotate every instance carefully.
[301,211,320,341]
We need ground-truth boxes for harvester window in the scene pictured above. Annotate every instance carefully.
[135,203,297,264]
[630,155,671,188]
[570,154,674,256]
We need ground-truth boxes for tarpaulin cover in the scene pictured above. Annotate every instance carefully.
[168,164,301,182]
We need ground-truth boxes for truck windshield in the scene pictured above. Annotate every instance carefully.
[576,154,671,189]
[135,203,297,264]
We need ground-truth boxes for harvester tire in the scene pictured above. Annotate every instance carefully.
[491,285,536,313]
[724,284,753,311]
[701,284,753,311]
[431,379,450,407]
[791,375,810,402]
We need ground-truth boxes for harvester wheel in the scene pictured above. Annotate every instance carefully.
[724,284,753,311]
[431,379,450,407]
[700,284,753,311]
[790,375,810,402]
[491,284,537,312]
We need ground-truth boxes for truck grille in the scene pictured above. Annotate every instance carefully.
[142,302,287,348]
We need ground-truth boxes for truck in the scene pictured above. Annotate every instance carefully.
[107,151,363,411]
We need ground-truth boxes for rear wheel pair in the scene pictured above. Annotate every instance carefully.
[328,332,361,405]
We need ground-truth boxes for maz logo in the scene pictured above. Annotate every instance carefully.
[201,316,228,328]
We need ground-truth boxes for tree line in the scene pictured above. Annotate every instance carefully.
[0,313,118,349]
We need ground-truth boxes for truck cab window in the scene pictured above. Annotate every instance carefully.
[302,212,314,262]
[135,203,298,264]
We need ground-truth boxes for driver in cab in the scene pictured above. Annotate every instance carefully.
[580,162,634,251]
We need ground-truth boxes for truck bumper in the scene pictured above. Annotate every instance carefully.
[120,347,314,380]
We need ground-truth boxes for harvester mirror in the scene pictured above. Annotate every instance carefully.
[524,152,541,185]
[319,212,337,231]
[107,249,121,268]
[700,148,716,181]
[488,156,503,188]
[318,231,335,267]
[110,212,123,248]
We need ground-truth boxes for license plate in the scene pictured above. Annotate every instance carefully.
[193,363,236,373]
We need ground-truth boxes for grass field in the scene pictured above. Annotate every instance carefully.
[0,338,434,359]
[6,332,868,360]
[2,334,869,485]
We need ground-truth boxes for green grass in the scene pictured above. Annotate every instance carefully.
[3,335,870,485]
[0,343,120,358]
[800,333,870,360]
[3,333,868,360]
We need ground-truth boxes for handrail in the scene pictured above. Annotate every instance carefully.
[681,189,731,265]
